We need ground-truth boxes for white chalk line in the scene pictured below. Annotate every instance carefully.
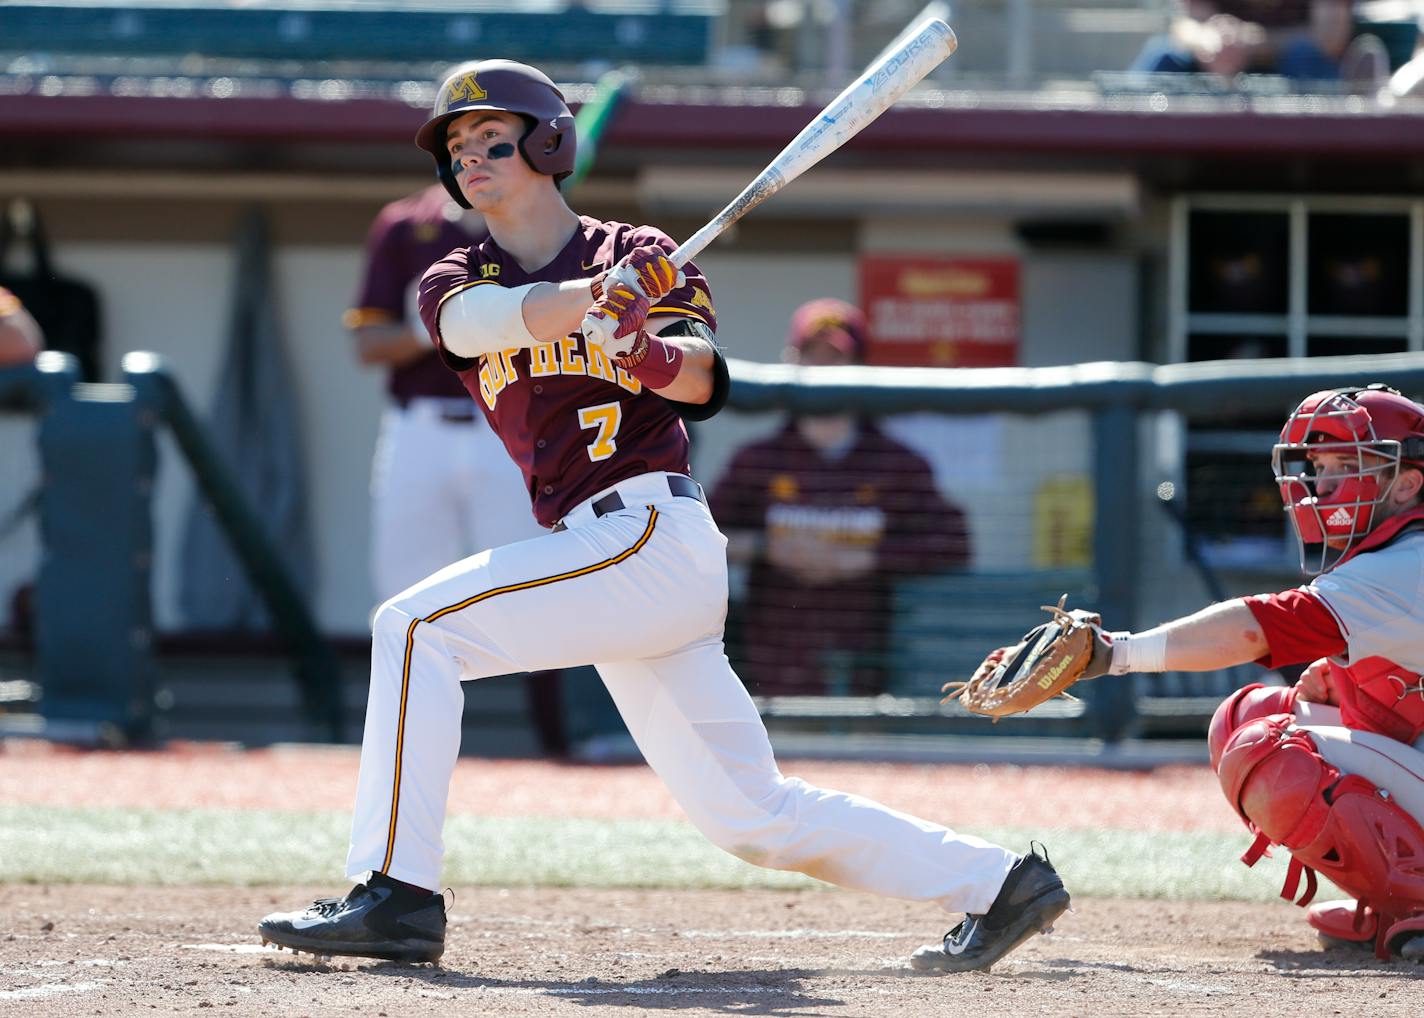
[456,915,912,941]
[0,980,103,1001]
[418,983,922,998]
[181,943,279,954]
[668,928,908,940]
[1134,974,1230,994]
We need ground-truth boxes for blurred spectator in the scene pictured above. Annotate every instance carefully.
[345,182,567,756]
[1132,0,1388,85]
[0,285,42,367]
[711,299,970,698]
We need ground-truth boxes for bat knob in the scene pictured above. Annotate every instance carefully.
[580,312,617,349]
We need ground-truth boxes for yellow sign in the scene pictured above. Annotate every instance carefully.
[1033,475,1093,568]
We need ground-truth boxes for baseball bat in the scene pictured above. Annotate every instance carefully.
[671,17,958,268]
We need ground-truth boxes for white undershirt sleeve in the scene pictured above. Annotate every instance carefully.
[438,281,540,358]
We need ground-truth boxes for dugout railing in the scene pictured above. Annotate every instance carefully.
[0,351,342,744]
[719,351,1424,745]
[7,350,1424,751]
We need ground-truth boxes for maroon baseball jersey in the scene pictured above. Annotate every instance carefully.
[417,216,717,528]
[344,185,483,405]
[711,420,969,697]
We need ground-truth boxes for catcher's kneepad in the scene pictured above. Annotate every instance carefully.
[943,595,1113,720]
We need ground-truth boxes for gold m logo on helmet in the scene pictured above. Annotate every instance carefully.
[445,74,488,105]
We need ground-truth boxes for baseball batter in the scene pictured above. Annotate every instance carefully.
[258,58,1069,973]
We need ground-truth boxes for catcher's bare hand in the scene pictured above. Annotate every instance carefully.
[1296,657,1340,706]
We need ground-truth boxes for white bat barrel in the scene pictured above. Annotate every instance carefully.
[672,18,958,267]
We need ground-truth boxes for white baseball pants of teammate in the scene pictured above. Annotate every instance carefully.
[369,398,542,599]
[347,470,1017,912]
[1292,699,1424,820]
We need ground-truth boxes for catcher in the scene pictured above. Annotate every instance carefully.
[953,383,1424,962]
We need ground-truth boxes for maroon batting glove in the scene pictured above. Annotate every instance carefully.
[581,282,651,358]
[591,245,684,303]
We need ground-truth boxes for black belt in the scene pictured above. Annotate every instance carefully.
[552,474,704,532]
[394,397,478,423]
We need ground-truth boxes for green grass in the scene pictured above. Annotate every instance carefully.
[0,804,1336,902]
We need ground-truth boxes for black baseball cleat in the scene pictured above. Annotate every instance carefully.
[258,872,446,963]
[910,843,1070,973]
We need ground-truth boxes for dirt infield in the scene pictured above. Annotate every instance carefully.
[1,885,1418,1017]
[2,743,1421,1014]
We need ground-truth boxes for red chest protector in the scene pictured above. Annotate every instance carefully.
[1328,658,1424,744]
[1327,507,1424,744]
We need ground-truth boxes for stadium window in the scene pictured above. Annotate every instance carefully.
[1306,335,1408,358]
[1185,333,1287,363]
[1187,210,1289,316]
[1307,213,1409,318]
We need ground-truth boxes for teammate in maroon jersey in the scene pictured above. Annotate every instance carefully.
[259,59,1067,974]
[713,298,970,697]
[346,179,567,757]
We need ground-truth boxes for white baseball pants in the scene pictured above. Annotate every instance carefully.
[369,399,542,601]
[346,471,1017,913]
[1293,699,1424,820]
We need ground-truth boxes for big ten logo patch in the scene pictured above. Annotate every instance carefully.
[480,263,501,279]
[443,73,487,108]
[475,335,643,410]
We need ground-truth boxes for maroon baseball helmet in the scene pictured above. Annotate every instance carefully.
[415,60,577,207]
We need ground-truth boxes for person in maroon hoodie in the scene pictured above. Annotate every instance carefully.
[712,298,970,697]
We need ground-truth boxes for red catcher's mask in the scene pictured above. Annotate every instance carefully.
[1272,385,1424,574]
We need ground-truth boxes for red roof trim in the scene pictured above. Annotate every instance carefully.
[3,93,1422,158]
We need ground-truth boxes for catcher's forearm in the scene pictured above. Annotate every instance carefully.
[1112,599,1268,674]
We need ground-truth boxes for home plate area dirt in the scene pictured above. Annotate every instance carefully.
[0,885,1419,1017]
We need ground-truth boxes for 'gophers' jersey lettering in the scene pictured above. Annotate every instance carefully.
[475,338,643,412]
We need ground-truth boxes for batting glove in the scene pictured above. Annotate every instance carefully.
[592,245,685,303]
[581,282,651,360]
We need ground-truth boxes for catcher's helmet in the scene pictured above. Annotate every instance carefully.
[414,60,577,208]
[1272,383,1424,573]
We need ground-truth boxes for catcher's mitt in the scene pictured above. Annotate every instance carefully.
[942,595,1112,720]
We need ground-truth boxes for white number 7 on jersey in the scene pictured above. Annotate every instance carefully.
[578,401,623,462]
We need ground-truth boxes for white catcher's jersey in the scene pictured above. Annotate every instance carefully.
[1305,531,1424,671]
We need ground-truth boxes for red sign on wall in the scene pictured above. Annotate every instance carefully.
[859,255,1020,367]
